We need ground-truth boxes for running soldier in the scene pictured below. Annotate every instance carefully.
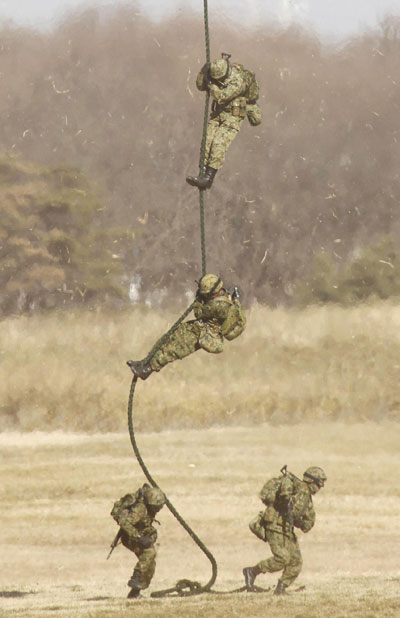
[110,483,165,599]
[186,54,262,190]
[127,274,246,380]
[243,466,327,595]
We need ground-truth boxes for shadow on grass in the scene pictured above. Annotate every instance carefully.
[0,590,36,598]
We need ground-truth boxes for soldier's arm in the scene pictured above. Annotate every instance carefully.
[193,299,205,319]
[118,503,146,538]
[209,73,247,104]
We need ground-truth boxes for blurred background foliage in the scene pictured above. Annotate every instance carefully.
[1,5,400,312]
[0,156,131,315]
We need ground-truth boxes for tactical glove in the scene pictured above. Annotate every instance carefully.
[136,534,152,549]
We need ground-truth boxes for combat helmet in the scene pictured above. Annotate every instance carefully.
[198,274,223,296]
[143,485,165,508]
[303,466,327,487]
[209,58,229,80]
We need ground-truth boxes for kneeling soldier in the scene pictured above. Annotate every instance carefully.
[127,274,246,380]
[110,483,165,599]
[243,466,327,595]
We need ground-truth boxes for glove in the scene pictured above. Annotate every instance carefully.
[136,535,152,549]
[200,62,211,85]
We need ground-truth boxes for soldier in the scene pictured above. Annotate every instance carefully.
[243,466,327,595]
[186,54,262,190]
[110,483,166,599]
[127,274,246,380]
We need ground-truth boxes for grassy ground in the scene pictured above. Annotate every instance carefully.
[2,302,400,432]
[1,423,399,617]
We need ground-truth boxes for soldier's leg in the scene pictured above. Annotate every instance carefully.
[186,118,220,188]
[207,116,244,170]
[256,530,302,594]
[277,534,302,589]
[128,546,157,593]
[149,321,201,372]
[256,530,291,577]
[204,117,220,165]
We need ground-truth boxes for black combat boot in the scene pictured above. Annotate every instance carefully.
[127,573,142,599]
[274,580,287,596]
[127,586,141,599]
[186,166,217,189]
[126,360,153,380]
[243,566,261,590]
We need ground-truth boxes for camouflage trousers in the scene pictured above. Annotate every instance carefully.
[257,528,303,588]
[127,545,157,590]
[149,320,223,372]
[205,113,244,170]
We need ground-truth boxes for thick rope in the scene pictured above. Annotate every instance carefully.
[198,0,211,277]
[127,376,218,597]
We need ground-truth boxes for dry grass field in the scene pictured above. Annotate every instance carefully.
[2,302,400,432]
[1,303,400,616]
[1,423,400,618]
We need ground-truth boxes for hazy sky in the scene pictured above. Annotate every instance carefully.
[0,0,399,40]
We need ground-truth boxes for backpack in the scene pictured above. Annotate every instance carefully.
[233,63,260,104]
[246,103,262,127]
[233,63,262,126]
[111,492,139,524]
[221,301,246,341]
[249,510,268,541]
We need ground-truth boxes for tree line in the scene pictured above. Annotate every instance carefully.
[1,5,400,313]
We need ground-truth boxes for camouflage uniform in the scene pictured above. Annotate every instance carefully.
[127,275,246,380]
[196,63,250,170]
[149,289,246,372]
[111,485,165,596]
[244,467,326,594]
[256,475,315,587]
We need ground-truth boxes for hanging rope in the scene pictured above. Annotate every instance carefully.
[123,0,217,598]
[198,0,211,276]
[127,375,218,596]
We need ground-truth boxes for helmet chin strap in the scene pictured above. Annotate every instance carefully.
[209,276,222,295]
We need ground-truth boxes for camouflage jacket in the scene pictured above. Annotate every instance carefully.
[192,291,246,353]
[259,475,316,535]
[111,493,158,550]
[196,63,251,112]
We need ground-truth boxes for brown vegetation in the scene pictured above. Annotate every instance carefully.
[1,303,400,433]
[1,6,400,305]
[0,156,130,315]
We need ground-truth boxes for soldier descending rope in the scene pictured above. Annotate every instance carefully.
[243,466,327,595]
[186,53,262,190]
[127,274,246,380]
